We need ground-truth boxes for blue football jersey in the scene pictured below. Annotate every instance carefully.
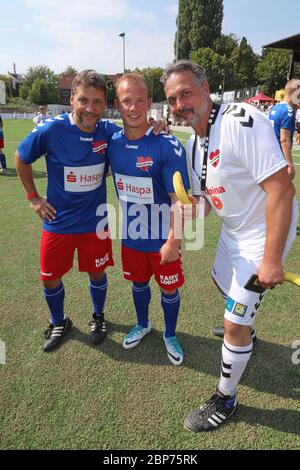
[269,102,295,146]
[18,114,120,234]
[107,128,190,252]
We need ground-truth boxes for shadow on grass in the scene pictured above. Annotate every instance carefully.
[68,322,300,403]
[0,168,47,178]
[234,404,300,436]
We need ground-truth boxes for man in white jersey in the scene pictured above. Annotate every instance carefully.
[163,60,298,432]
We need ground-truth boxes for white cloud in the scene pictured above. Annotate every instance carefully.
[132,10,157,26]
[24,0,129,21]
[164,2,178,15]
[0,1,177,75]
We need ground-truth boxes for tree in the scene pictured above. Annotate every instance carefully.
[213,34,238,58]
[60,66,78,76]
[104,76,116,108]
[176,0,223,59]
[140,67,165,102]
[19,65,59,104]
[28,79,50,105]
[229,37,259,89]
[189,47,225,93]
[255,49,290,96]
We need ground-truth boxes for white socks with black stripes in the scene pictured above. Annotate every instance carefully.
[218,338,253,397]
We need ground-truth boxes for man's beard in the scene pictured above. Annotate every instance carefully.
[176,105,207,127]
[79,112,99,130]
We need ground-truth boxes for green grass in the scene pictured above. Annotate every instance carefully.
[0,119,300,450]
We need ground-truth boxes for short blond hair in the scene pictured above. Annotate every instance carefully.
[115,72,149,98]
[284,78,300,99]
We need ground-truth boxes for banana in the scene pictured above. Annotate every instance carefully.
[173,171,192,205]
[284,271,300,287]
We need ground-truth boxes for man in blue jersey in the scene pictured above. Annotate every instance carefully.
[269,79,300,180]
[107,73,190,365]
[15,70,119,352]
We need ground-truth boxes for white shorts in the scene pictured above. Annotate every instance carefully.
[212,209,298,326]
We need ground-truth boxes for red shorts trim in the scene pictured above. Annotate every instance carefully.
[40,230,114,280]
[121,245,184,289]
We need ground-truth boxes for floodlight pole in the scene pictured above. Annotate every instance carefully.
[175,1,180,61]
[119,32,126,73]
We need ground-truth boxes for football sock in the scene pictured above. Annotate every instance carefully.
[132,282,151,328]
[161,289,180,337]
[44,283,65,325]
[89,274,108,316]
[0,153,6,169]
[218,338,253,396]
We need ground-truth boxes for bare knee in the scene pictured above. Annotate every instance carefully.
[88,271,106,282]
[224,319,252,346]
[42,278,62,289]
[160,287,177,295]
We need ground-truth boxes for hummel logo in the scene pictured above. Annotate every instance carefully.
[223,105,253,128]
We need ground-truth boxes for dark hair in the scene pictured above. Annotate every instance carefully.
[161,59,207,87]
[71,70,107,97]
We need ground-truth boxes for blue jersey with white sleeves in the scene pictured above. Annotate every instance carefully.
[107,127,190,252]
[18,113,120,234]
[269,102,295,146]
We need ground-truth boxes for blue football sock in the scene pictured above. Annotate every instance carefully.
[0,153,6,170]
[132,282,151,328]
[43,283,65,325]
[89,274,108,316]
[161,290,180,337]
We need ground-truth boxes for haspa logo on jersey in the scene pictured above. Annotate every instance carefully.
[205,186,225,210]
[160,274,179,285]
[67,171,77,183]
[92,140,107,155]
[126,182,152,197]
[209,149,221,168]
[115,173,154,204]
[136,156,153,172]
[64,163,105,192]
[117,178,124,190]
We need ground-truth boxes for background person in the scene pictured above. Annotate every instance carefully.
[33,105,51,124]
[163,60,298,431]
[269,79,300,179]
[295,107,300,145]
[0,110,7,173]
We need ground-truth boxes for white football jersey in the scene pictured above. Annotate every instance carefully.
[187,102,296,234]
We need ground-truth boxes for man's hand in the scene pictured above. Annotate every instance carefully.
[287,164,295,180]
[160,239,180,265]
[176,195,199,222]
[150,119,171,135]
[29,196,56,222]
[257,260,284,289]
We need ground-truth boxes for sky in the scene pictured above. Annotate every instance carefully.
[1,0,299,76]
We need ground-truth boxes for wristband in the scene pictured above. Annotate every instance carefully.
[26,191,39,200]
